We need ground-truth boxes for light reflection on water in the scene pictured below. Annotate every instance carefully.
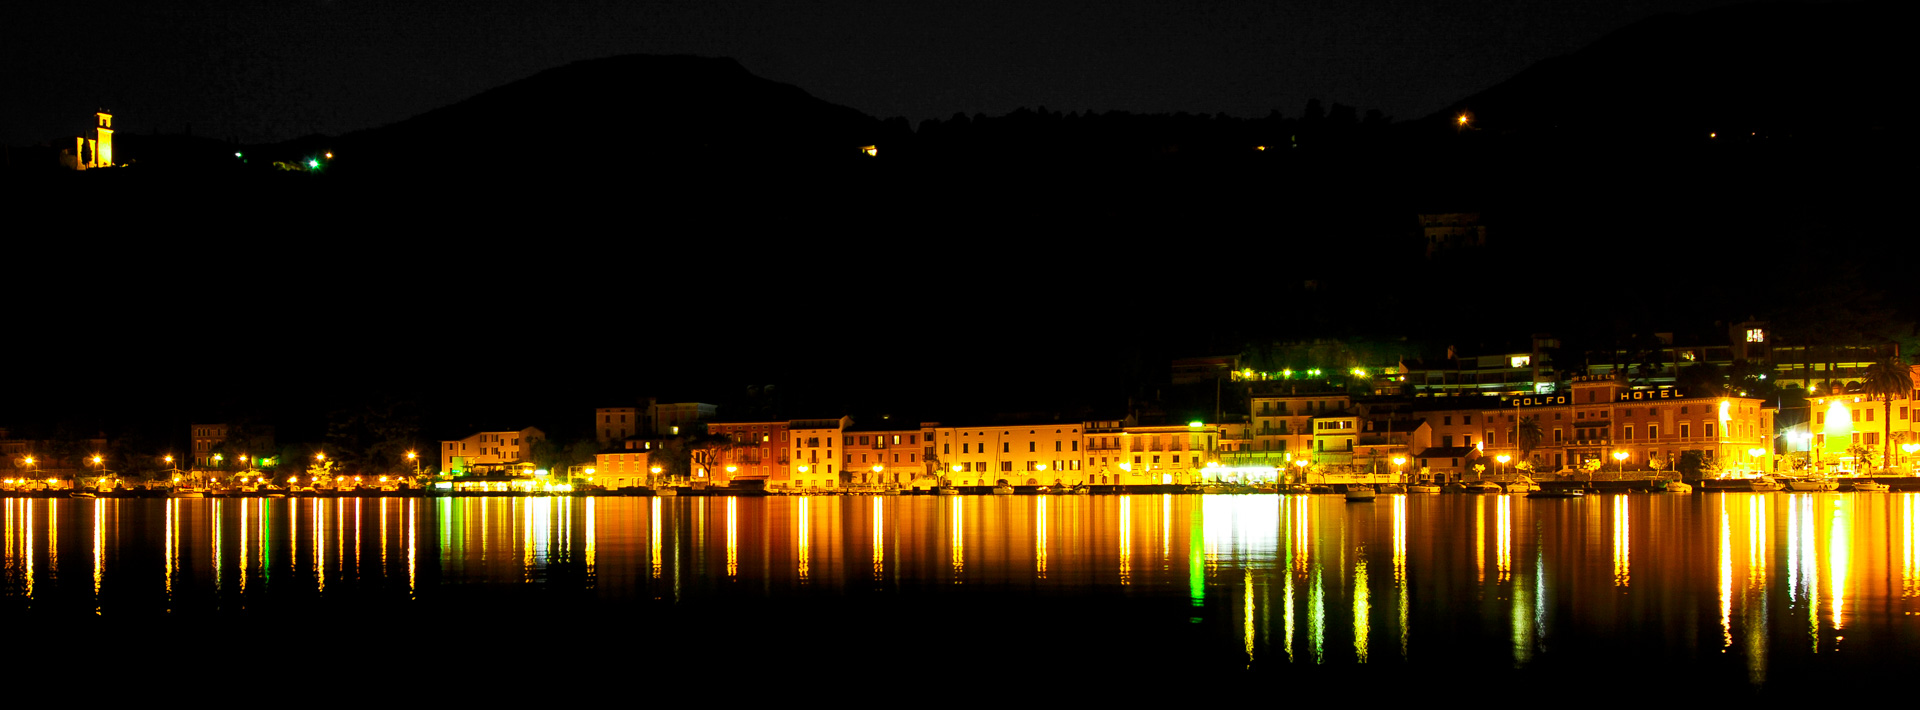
[2,493,1918,682]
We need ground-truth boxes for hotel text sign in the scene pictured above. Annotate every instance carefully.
[1617,388,1682,402]
[1510,395,1570,408]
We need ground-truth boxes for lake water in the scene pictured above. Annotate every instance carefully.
[4,493,1914,695]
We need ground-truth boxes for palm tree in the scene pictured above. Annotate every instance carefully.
[1517,415,1543,468]
[1862,356,1914,471]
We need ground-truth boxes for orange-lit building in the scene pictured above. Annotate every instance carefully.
[1089,423,1218,485]
[787,417,849,490]
[1805,390,1920,473]
[591,448,655,489]
[842,422,926,487]
[705,420,789,486]
[439,426,544,476]
[930,422,1090,488]
[190,423,230,468]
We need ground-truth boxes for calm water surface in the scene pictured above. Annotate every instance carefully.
[4,493,1916,691]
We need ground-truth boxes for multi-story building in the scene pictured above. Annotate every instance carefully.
[594,407,642,445]
[1249,388,1350,465]
[930,422,1090,488]
[1093,423,1218,486]
[839,423,928,487]
[704,420,789,486]
[787,417,849,490]
[439,427,545,477]
[190,423,229,468]
[590,448,655,489]
[1477,375,1773,475]
[1406,336,1559,398]
[648,399,716,436]
[1805,390,1920,473]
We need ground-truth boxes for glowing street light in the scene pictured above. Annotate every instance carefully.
[1612,450,1629,474]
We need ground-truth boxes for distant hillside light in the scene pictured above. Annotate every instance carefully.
[860,145,877,157]
[308,159,319,169]
[1457,114,1469,126]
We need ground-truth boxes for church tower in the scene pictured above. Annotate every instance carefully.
[94,111,113,167]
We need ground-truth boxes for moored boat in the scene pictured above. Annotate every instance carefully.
[1783,476,1839,492]
[1344,485,1377,502]
[938,486,961,495]
[1505,478,1539,494]
[1528,487,1586,499]
[1463,480,1503,494]
[1408,484,1442,494]
[993,484,1015,495]
[1663,480,1693,494]
[1851,480,1889,492]
[1748,476,1783,492]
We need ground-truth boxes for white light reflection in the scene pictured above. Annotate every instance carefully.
[1117,496,1130,585]
[1719,499,1732,651]
[650,496,662,580]
[1614,495,1630,587]
[799,496,813,583]
[1034,497,1046,579]
[731,497,741,579]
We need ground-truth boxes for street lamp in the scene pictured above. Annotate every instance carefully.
[1612,450,1629,475]
[1392,456,1407,484]
[1495,453,1511,480]
[1903,442,1920,472]
[1748,447,1768,475]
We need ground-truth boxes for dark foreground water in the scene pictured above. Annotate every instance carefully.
[4,493,1915,697]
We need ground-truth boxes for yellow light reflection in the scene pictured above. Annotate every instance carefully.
[870,496,882,581]
[315,499,326,593]
[799,496,813,583]
[407,498,417,597]
[1475,495,1485,585]
[1034,497,1047,579]
[1244,568,1255,667]
[1162,493,1171,564]
[1117,496,1131,585]
[586,497,597,578]
[164,498,174,602]
[1353,549,1370,663]
[1830,498,1849,633]
[1310,561,1325,664]
[1613,495,1630,587]
[1905,494,1918,598]
[92,498,103,613]
[240,498,249,594]
[729,497,740,578]
[1394,495,1408,659]
[23,500,33,599]
[650,497,662,579]
[1497,495,1512,584]
[1719,500,1732,651]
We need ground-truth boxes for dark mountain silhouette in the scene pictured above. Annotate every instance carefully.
[327,54,884,176]
[1427,0,1899,142]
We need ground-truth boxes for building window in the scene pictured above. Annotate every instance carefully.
[1623,426,1633,440]
[1680,423,1690,438]
[1648,425,1658,439]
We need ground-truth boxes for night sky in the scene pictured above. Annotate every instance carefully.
[6,0,1779,147]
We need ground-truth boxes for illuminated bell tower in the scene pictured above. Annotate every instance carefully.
[94,111,114,167]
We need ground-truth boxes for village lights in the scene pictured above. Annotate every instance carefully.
[951,464,963,473]
[316,452,326,461]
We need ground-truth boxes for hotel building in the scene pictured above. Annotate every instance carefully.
[704,420,789,486]
[439,427,545,476]
[788,417,850,490]
[930,422,1089,488]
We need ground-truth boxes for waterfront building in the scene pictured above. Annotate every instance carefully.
[1086,422,1216,486]
[931,421,1089,488]
[842,421,925,487]
[591,449,655,489]
[1805,391,1920,473]
[704,420,789,486]
[788,417,850,490]
[1404,336,1559,398]
[439,427,544,477]
[1421,212,1486,259]
[1249,387,1349,466]
[189,423,229,468]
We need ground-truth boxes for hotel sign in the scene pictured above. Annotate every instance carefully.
[1509,395,1570,408]
[1617,388,1682,402]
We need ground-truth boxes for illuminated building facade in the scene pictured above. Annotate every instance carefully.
[439,427,544,477]
[842,423,925,486]
[190,423,229,468]
[931,423,1089,488]
[1806,390,1920,473]
[1404,336,1559,398]
[788,417,849,490]
[705,420,789,486]
[1421,212,1485,259]
[590,449,654,489]
[1086,423,1217,486]
[1249,390,1349,465]
[1486,377,1773,474]
[70,111,114,169]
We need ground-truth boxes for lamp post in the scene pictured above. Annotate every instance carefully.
[651,465,664,489]
[91,455,104,490]
[1496,453,1511,481]
[1748,447,1768,475]
[950,463,963,488]
[1903,443,1919,473]
[1612,450,1629,477]
[1393,456,1407,484]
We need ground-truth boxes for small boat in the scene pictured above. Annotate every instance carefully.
[1378,484,1406,494]
[1345,485,1377,502]
[1463,481,1503,494]
[993,484,1015,495]
[1284,484,1312,495]
[1663,481,1693,494]
[1071,486,1090,495]
[1851,480,1889,492]
[169,489,206,498]
[1442,482,1466,494]
[1408,484,1442,494]
[1783,476,1839,492]
[1505,478,1539,494]
[70,490,97,498]
[1528,488,1586,499]
[1748,476,1783,492]
[938,486,961,495]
